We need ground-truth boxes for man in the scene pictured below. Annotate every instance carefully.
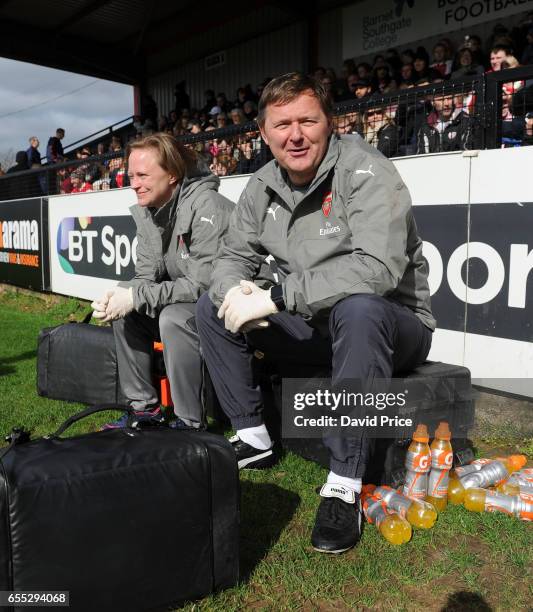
[196,73,435,554]
[416,94,479,153]
[353,78,372,100]
[26,137,41,167]
[92,133,234,430]
[46,128,65,164]
[487,45,513,72]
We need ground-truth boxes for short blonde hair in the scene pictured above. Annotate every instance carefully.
[127,132,197,182]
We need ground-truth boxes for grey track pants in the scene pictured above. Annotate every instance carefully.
[112,303,204,427]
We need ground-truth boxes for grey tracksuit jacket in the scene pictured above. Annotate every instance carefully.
[120,166,234,318]
[209,133,436,331]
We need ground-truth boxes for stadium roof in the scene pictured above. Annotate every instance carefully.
[0,0,355,84]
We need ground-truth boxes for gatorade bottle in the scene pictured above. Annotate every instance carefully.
[464,488,533,521]
[374,485,437,529]
[402,424,431,500]
[512,468,533,485]
[497,480,533,502]
[453,457,493,479]
[448,455,527,505]
[362,494,412,545]
[426,422,453,512]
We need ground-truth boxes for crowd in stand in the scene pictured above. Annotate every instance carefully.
[2,17,533,196]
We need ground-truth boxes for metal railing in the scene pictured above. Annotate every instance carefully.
[1,66,532,200]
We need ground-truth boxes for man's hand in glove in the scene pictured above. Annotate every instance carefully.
[218,280,277,333]
[91,287,134,322]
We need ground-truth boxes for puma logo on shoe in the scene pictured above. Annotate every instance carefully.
[355,164,374,177]
[200,215,214,225]
[320,483,356,504]
[266,205,280,221]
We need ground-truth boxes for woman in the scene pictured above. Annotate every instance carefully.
[451,47,484,79]
[363,106,400,158]
[92,133,234,430]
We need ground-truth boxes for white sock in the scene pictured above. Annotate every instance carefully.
[327,471,362,493]
[237,424,272,450]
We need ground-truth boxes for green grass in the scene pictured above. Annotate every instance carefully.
[0,288,531,611]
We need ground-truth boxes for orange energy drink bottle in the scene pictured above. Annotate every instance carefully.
[362,494,412,545]
[402,424,431,500]
[464,488,533,521]
[497,480,533,502]
[426,422,453,512]
[452,457,493,478]
[374,485,437,529]
[448,455,527,505]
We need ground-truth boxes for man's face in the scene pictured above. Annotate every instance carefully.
[433,95,454,119]
[259,92,331,187]
[433,46,446,62]
[490,50,507,71]
[57,131,65,140]
[31,138,39,148]
[127,148,177,208]
[355,85,370,99]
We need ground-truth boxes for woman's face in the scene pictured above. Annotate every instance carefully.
[460,50,473,67]
[414,58,426,72]
[366,108,384,127]
[401,64,413,80]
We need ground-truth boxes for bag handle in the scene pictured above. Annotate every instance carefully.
[45,404,133,439]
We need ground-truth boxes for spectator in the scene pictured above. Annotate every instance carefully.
[8,151,29,174]
[400,49,415,65]
[487,44,514,72]
[70,170,93,193]
[216,93,232,114]
[234,87,247,108]
[416,94,479,153]
[141,94,158,128]
[451,47,484,79]
[6,151,31,199]
[464,34,487,68]
[208,105,222,123]
[189,120,203,134]
[202,90,217,115]
[46,128,65,164]
[413,51,440,81]
[109,157,127,189]
[399,63,415,85]
[501,83,525,146]
[431,42,453,78]
[216,112,228,129]
[353,78,372,99]
[523,111,533,144]
[356,62,372,80]
[243,100,257,121]
[78,147,101,184]
[174,81,190,112]
[321,75,338,103]
[521,27,533,65]
[371,64,397,93]
[230,108,246,125]
[363,106,399,158]
[26,137,41,166]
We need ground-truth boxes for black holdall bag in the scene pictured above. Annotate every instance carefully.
[37,313,127,405]
[0,406,240,612]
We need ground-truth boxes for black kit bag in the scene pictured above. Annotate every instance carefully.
[0,406,240,612]
[263,361,475,488]
[37,313,126,405]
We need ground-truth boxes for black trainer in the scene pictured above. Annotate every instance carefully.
[228,435,276,469]
[311,483,362,554]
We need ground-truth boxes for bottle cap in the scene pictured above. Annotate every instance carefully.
[413,423,429,443]
[434,422,451,441]
[507,455,527,471]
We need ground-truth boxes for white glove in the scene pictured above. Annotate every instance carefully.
[91,294,110,320]
[102,287,134,321]
[218,280,277,334]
